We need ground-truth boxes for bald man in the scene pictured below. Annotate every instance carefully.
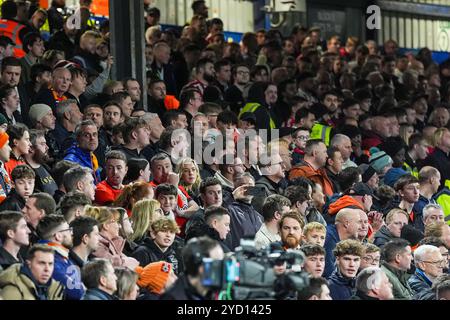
[323,208,364,278]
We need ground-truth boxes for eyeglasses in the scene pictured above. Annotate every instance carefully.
[362,256,380,264]
[295,135,309,141]
[421,259,447,267]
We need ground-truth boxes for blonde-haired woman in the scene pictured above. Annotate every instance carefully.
[176,157,202,202]
[399,123,414,146]
[85,206,139,270]
[129,199,163,245]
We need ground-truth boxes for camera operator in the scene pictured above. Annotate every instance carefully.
[160,236,224,300]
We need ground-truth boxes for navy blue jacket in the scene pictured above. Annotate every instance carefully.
[323,224,340,278]
[328,268,356,300]
[408,269,435,300]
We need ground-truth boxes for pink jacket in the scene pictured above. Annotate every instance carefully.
[92,233,139,270]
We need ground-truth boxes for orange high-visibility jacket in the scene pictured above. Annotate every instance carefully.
[0,19,26,58]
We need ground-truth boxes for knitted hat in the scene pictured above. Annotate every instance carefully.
[0,131,9,148]
[383,167,408,188]
[369,150,393,174]
[359,164,377,183]
[28,104,52,126]
[135,261,172,294]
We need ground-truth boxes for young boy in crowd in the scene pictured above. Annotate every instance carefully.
[155,183,178,221]
[301,243,326,278]
[131,218,180,274]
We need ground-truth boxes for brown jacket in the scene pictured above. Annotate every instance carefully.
[0,264,64,300]
[289,160,335,196]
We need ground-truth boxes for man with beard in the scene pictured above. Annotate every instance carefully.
[95,151,128,206]
[183,58,215,96]
[179,88,203,127]
[224,64,250,114]
[113,117,150,162]
[37,214,85,300]
[148,79,168,119]
[28,103,58,163]
[279,212,305,250]
[24,130,58,195]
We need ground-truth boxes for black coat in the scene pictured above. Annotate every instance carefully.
[224,201,263,250]
[131,237,180,274]
[185,221,231,253]
[0,189,25,212]
[159,275,210,300]
[0,246,23,270]
[328,269,356,300]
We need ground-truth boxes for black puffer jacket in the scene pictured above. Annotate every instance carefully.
[131,237,180,274]
[408,270,435,300]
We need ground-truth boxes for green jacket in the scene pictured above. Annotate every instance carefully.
[0,264,64,300]
[381,262,414,300]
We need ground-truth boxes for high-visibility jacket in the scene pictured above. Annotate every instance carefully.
[239,102,276,129]
[311,123,332,146]
[0,19,26,58]
[403,161,419,178]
